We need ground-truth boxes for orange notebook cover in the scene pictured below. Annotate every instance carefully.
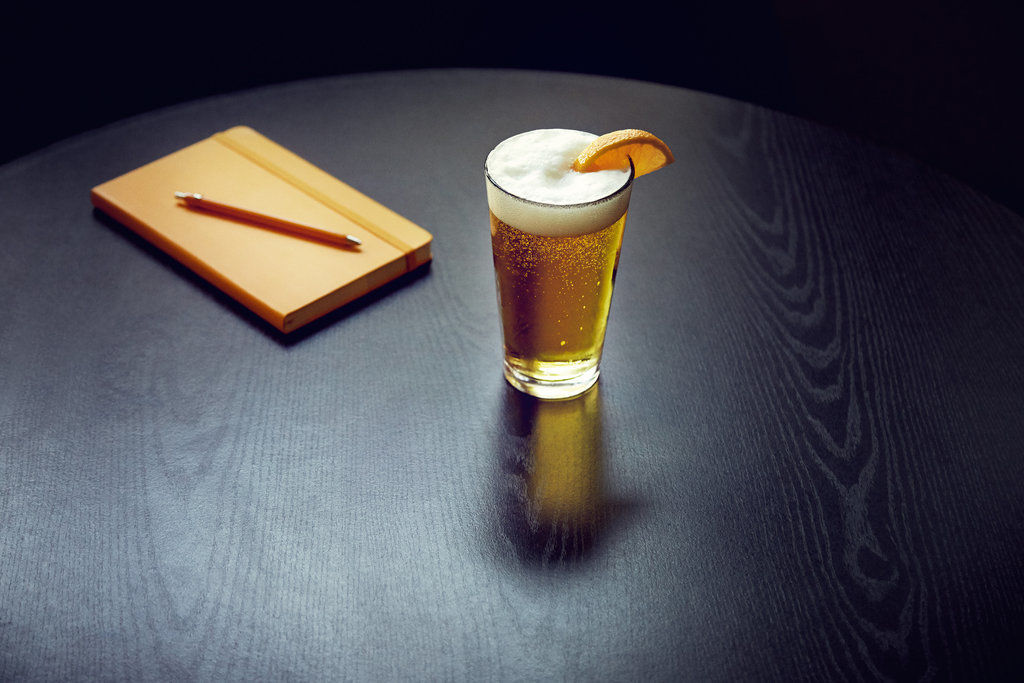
[91,126,432,333]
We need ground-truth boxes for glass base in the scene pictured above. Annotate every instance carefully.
[503,360,600,400]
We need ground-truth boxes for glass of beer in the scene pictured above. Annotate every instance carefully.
[486,129,634,400]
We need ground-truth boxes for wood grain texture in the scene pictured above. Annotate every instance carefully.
[685,102,1024,680]
[0,70,1021,681]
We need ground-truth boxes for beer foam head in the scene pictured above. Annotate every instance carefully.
[486,129,632,236]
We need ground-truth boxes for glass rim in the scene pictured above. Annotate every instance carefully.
[484,156,635,210]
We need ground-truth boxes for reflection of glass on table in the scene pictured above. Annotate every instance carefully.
[496,384,607,565]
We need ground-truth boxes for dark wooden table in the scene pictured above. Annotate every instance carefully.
[2,69,1022,681]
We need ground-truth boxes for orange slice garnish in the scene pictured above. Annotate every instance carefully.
[572,129,674,177]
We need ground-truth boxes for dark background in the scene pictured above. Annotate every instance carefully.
[5,1,1023,216]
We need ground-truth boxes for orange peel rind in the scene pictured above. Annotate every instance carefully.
[572,129,674,177]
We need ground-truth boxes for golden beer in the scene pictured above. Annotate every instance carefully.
[490,209,626,394]
[486,129,634,399]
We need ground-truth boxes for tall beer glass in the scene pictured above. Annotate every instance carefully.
[486,129,634,400]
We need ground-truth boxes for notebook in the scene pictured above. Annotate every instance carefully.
[90,126,433,333]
